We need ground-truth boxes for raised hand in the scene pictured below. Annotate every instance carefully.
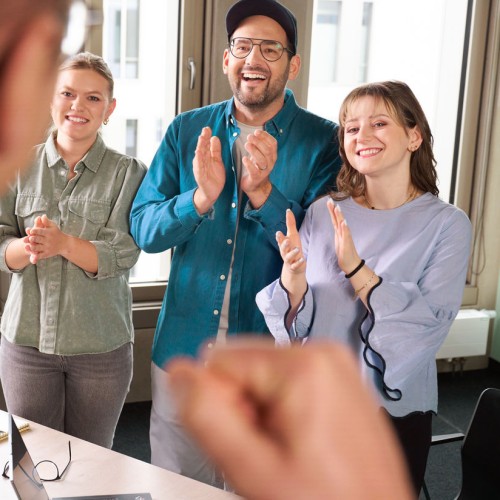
[327,198,361,275]
[277,209,307,315]
[276,209,305,275]
[241,129,277,208]
[193,126,226,214]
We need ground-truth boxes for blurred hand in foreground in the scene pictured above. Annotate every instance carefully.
[168,339,414,500]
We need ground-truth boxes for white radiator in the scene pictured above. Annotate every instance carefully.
[436,309,496,360]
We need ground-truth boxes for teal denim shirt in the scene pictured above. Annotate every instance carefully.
[0,133,147,355]
[130,89,341,367]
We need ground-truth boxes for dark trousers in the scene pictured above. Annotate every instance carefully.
[385,410,433,496]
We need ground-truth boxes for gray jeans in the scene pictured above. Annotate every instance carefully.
[0,337,133,449]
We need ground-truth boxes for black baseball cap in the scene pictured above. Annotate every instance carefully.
[226,0,298,55]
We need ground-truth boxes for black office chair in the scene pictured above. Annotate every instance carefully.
[422,387,500,500]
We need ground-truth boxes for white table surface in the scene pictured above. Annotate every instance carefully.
[0,411,241,500]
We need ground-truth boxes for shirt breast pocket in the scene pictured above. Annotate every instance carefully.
[15,195,49,232]
[67,199,111,239]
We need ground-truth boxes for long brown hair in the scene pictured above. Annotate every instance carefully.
[333,80,438,199]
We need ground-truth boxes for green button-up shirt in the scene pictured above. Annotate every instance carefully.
[0,133,146,355]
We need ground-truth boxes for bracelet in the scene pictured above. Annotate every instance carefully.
[345,259,365,279]
[353,272,377,299]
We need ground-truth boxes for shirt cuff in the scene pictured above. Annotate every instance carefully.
[0,237,20,273]
[174,189,213,228]
[87,240,115,279]
[244,185,289,229]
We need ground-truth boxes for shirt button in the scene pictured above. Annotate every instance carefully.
[213,309,219,316]
[60,169,66,176]
[227,239,232,245]
[47,318,54,325]
[231,202,236,208]
[232,132,238,137]
[220,275,226,281]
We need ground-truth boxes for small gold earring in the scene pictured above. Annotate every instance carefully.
[103,118,109,125]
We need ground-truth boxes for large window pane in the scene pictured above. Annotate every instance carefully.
[307,0,469,202]
[101,0,179,283]
[125,0,139,78]
[310,1,342,82]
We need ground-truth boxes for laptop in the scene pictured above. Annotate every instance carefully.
[7,414,152,500]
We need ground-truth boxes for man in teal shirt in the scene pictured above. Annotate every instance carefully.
[130,0,341,486]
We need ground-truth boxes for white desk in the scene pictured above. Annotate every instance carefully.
[0,411,240,500]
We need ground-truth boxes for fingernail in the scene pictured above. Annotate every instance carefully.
[292,247,299,254]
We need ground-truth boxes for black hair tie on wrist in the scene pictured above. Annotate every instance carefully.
[345,259,365,279]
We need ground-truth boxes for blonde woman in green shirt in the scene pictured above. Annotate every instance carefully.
[0,52,146,448]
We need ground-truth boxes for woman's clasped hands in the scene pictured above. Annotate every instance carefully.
[24,214,66,265]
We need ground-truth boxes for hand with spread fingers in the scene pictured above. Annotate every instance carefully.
[241,129,277,208]
[193,126,226,215]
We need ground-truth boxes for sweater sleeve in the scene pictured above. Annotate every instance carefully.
[361,208,472,401]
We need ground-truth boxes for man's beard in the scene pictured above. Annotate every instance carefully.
[230,64,290,110]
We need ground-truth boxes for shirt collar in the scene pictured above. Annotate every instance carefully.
[45,132,107,173]
[225,88,299,136]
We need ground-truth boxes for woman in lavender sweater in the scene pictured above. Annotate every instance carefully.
[256,81,471,495]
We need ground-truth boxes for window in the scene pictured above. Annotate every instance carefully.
[359,2,373,82]
[104,0,140,79]
[307,0,470,203]
[100,0,179,285]
[125,119,138,157]
[310,1,342,83]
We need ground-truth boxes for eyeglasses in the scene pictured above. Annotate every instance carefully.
[2,441,72,482]
[229,37,295,62]
[61,0,89,57]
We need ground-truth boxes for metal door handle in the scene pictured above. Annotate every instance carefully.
[188,57,196,90]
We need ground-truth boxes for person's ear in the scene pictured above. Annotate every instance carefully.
[105,98,117,122]
[408,126,423,152]
[0,13,63,192]
[222,48,230,75]
[287,54,301,82]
